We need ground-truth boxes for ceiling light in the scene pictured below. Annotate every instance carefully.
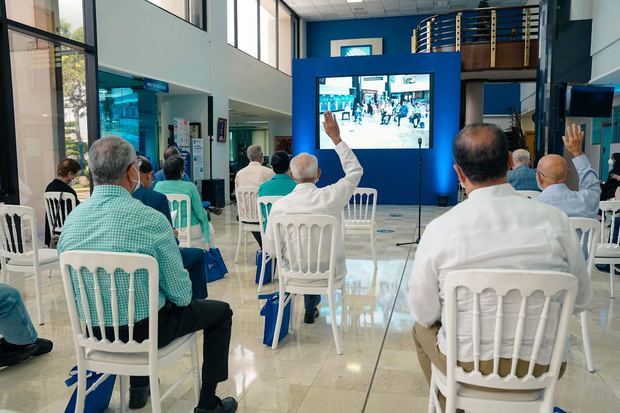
[347,0,363,3]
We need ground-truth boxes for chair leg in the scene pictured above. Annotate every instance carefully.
[581,311,595,372]
[234,225,243,263]
[119,375,128,413]
[190,338,201,402]
[47,268,53,279]
[271,292,286,350]
[370,228,377,269]
[150,372,161,413]
[33,265,44,325]
[328,290,343,355]
[243,230,248,261]
[75,364,87,413]
[257,251,267,293]
[611,264,616,299]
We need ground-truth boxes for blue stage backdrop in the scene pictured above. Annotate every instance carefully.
[292,53,462,205]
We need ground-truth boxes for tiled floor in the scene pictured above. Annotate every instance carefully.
[1,205,620,412]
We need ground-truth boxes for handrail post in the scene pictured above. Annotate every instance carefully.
[490,10,497,68]
[426,20,432,52]
[524,8,531,66]
[455,12,462,51]
[411,29,417,53]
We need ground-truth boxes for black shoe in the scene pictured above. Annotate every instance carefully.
[304,308,320,324]
[195,397,238,413]
[129,386,150,409]
[0,338,53,367]
[209,207,223,216]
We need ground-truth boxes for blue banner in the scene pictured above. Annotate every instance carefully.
[143,78,169,93]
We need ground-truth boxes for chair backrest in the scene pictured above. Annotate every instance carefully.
[569,217,600,274]
[236,186,259,223]
[0,205,38,259]
[165,193,191,229]
[271,214,338,283]
[44,191,77,236]
[599,200,620,246]
[343,187,378,226]
[516,190,540,199]
[257,196,282,236]
[443,269,577,394]
[59,250,159,355]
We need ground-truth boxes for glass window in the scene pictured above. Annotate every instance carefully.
[5,0,86,43]
[238,0,258,58]
[189,0,205,29]
[278,3,292,75]
[227,0,235,45]
[260,0,277,67]
[147,0,186,20]
[9,29,90,236]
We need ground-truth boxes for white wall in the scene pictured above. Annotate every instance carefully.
[96,0,294,201]
[590,0,620,83]
[96,0,210,92]
[520,82,537,115]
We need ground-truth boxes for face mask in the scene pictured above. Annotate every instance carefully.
[609,158,615,168]
[69,177,79,187]
[132,166,141,192]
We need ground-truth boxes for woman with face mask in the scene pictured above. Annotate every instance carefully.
[601,153,620,201]
[44,158,81,247]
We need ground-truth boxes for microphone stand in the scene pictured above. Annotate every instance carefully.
[397,137,423,246]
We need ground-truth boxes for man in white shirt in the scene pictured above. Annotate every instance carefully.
[264,111,363,324]
[408,123,590,401]
[536,124,601,219]
[235,145,275,189]
[235,145,275,247]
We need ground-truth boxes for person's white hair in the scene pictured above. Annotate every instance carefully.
[89,136,136,184]
[512,148,531,166]
[247,145,263,162]
[290,153,318,183]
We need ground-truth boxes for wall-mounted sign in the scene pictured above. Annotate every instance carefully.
[217,118,227,142]
[174,118,190,149]
[143,77,169,93]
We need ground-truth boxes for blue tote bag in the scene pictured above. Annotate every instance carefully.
[64,366,116,413]
[255,250,273,285]
[205,247,228,283]
[259,292,291,346]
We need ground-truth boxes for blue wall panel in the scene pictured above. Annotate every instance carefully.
[483,83,521,115]
[292,53,462,205]
[306,15,430,58]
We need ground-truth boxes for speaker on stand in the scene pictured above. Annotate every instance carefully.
[202,95,225,208]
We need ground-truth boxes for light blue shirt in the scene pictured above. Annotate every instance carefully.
[507,165,540,191]
[152,169,190,187]
[537,154,601,219]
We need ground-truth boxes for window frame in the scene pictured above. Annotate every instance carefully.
[144,0,208,31]
[0,0,100,203]
[228,0,299,75]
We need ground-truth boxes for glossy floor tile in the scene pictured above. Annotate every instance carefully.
[1,205,619,412]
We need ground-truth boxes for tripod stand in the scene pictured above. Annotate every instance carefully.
[397,137,423,246]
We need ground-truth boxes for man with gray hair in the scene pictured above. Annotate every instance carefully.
[58,136,237,413]
[263,112,363,324]
[507,148,539,191]
[234,144,275,247]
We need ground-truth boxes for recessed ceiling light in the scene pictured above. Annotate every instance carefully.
[347,0,363,3]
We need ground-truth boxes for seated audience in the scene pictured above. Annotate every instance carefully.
[154,156,212,248]
[135,156,207,300]
[258,151,297,227]
[0,283,53,367]
[408,124,591,408]
[264,112,363,324]
[600,152,620,201]
[57,137,235,413]
[44,158,81,247]
[152,146,190,186]
[536,124,601,219]
[235,145,275,248]
[507,148,539,191]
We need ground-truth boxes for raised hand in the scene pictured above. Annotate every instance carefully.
[322,111,342,146]
[562,123,584,157]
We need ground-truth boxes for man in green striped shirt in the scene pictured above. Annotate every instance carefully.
[58,137,237,413]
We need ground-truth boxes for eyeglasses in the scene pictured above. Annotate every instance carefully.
[536,169,546,177]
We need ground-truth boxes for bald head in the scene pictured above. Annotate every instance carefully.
[290,153,319,183]
[453,123,509,184]
[536,154,568,189]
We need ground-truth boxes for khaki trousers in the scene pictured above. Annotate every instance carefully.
[412,322,566,410]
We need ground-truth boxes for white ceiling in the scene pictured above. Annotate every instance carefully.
[285,0,531,21]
